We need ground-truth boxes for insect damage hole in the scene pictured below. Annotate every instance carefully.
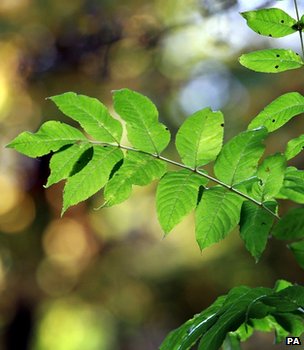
[280,20,284,24]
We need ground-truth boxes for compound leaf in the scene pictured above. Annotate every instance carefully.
[251,153,286,201]
[195,187,244,250]
[240,201,277,261]
[6,121,86,157]
[273,207,304,240]
[156,170,208,234]
[239,49,303,73]
[62,145,123,215]
[241,8,297,38]
[277,167,304,204]
[175,108,224,168]
[49,92,123,143]
[214,127,267,186]
[45,143,92,187]
[285,135,304,160]
[289,240,304,269]
[104,152,166,207]
[248,92,304,132]
[113,89,170,154]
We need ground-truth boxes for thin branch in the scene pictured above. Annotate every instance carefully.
[89,140,280,220]
[294,0,304,57]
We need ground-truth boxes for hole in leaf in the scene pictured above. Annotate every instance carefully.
[269,34,272,37]
[272,119,276,122]
[275,65,279,69]
[165,127,169,130]
[276,54,280,58]
[281,20,284,24]
[220,123,224,127]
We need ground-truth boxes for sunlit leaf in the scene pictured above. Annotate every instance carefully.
[239,49,303,73]
[45,143,92,187]
[277,167,304,204]
[157,170,208,234]
[239,201,277,261]
[196,186,243,249]
[49,92,123,143]
[248,92,304,132]
[113,89,170,154]
[6,121,86,157]
[289,240,304,269]
[175,108,224,167]
[285,135,304,160]
[214,127,267,185]
[62,145,123,214]
[273,207,304,240]
[103,151,166,207]
[241,8,297,38]
[251,153,286,201]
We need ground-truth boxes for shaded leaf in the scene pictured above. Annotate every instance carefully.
[289,240,304,269]
[239,49,303,73]
[175,108,224,167]
[248,92,304,132]
[285,135,304,160]
[45,143,91,187]
[251,153,286,201]
[196,187,244,249]
[62,146,123,214]
[49,92,123,143]
[6,121,86,157]
[157,170,208,234]
[273,207,304,240]
[240,201,277,261]
[104,152,166,207]
[277,167,304,204]
[241,8,297,38]
[113,89,170,154]
[214,127,267,185]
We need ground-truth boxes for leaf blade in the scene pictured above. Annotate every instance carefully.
[175,108,224,168]
[62,145,123,214]
[6,121,86,157]
[195,187,243,250]
[239,49,303,73]
[273,207,304,240]
[113,89,170,154]
[241,8,297,38]
[214,127,267,186]
[49,92,123,143]
[156,170,208,234]
[248,92,304,132]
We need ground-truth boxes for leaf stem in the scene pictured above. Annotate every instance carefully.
[89,140,280,220]
[294,0,304,57]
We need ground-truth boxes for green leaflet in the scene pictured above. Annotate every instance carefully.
[251,153,286,201]
[239,49,303,73]
[241,8,297,38]
[222,333,241,350]
[285,134,304,160]
[273,207,304,240]
[156,170,208,234]
[159,296,226,350]
[103,152,166,207]
[239,201,277,261]
[195,187,244,250]
[113,89,170,154]
[62,145,123,215]
[163,284,299,350]
[175,108,224,168]
[49,92,123,143]
[45,143,92,187]
[289,240,304,269]
[248,92,304,132]
[277,167,304,204]
[6,121,86,157]
[214,127,267,186]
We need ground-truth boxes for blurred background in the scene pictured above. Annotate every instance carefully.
[0,0,303,349]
